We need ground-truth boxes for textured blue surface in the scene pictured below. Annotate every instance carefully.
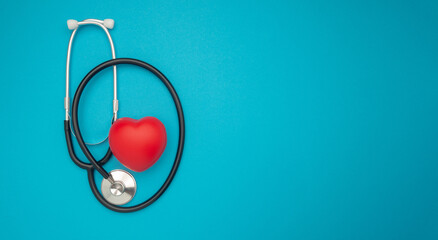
[0,0,438,239]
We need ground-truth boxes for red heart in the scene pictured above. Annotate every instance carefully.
[108,117,167,172]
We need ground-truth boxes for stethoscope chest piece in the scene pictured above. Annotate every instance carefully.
[101,169,137,205]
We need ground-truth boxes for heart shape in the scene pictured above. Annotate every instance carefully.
[109,117,167,172]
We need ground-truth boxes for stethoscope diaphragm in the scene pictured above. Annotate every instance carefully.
[101,169,137,205]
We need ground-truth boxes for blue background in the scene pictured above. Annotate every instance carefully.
[0,0,437,239]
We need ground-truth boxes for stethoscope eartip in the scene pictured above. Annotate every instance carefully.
[103,19,115,29]
[67,19,78,30]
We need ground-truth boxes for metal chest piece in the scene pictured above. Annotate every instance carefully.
[101,169,136,205]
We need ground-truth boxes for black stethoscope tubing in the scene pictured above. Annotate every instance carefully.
[64,58,185,213]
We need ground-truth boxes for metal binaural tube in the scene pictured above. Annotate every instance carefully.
[65,19,118,143]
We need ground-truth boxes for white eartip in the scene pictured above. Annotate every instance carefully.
[67,19,78,30]
[103,19,114,29]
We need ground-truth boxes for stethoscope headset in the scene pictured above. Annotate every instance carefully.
[64,19,185,213]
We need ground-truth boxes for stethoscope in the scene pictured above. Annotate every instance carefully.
[64,19,185,213]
